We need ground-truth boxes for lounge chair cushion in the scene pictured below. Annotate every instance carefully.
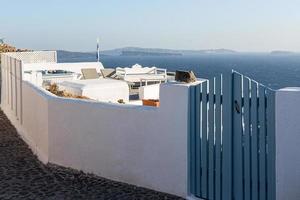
[101,68,117,78]
[81,68,100,79]
[58,79,129,102]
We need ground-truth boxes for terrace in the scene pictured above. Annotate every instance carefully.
[22,58,174,105]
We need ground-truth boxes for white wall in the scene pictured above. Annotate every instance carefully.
[276,87,300,200]
[5,51,57,63]
[1,51,210,197]
[0,52,54,164]
[1,80,51,164]
[47,82,195,197]
[21,81,53,163]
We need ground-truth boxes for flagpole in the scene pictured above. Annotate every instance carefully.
[96,37,100,62]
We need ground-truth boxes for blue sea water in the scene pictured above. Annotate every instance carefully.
[58,52,300,90]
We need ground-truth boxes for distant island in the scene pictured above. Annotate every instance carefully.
[55,48,300,60]
[270,50,295,55]
[101,47,237,56]
[121,50,182,56]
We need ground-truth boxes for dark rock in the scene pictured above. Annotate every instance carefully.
[175,70,197,83]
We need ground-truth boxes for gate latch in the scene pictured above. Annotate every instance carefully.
[234,100,241,114]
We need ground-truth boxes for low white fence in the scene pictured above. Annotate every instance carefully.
[5,51,57,64]
[23,62,105,74]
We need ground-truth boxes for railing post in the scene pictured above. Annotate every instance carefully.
[266,89,276,200]
[275,88,300,200]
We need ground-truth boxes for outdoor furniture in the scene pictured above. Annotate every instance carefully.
[116,64,167,86]
[100,68,117,78]
[81,68,100,79]
[58,79,129,103]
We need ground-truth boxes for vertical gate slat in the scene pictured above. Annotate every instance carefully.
[215,76,222,200]
[222,72,233,200]
[195,85,201,197]
[243,77,251,200]
[251,81,259,200]
[208,79,215,199]
[266,89,276,200]
[189,86,196,195]
[201,81,208,198]
[258,86,267,200]
[233,72,243,200]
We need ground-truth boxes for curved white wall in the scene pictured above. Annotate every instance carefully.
[1,51,195,197]
[2,76,197,197]
[47,82,192,197]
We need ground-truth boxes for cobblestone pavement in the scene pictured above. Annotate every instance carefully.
[0,110,183,200]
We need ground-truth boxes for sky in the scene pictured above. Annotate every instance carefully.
[1,0,300,52]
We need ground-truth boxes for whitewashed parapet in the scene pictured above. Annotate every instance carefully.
[5,51,57,63]
[275,88,300,200]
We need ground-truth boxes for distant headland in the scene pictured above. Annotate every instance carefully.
[121,50,182,56]
[270,50,295,55]
[101,47,237,56]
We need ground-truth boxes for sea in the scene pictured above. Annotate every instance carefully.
[58,52,300,90]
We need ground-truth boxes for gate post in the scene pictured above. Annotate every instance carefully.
[275,88,300,200]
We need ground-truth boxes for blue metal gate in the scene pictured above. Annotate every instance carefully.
[188,71,275,200]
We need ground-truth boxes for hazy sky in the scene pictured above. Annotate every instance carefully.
[1,0,300,52]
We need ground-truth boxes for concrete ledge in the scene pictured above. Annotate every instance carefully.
[275,88,300,200]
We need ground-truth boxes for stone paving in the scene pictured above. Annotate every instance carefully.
[0,110,183,200]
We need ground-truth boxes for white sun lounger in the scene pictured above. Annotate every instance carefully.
[58,79,129,103]
[116,64,167,86]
